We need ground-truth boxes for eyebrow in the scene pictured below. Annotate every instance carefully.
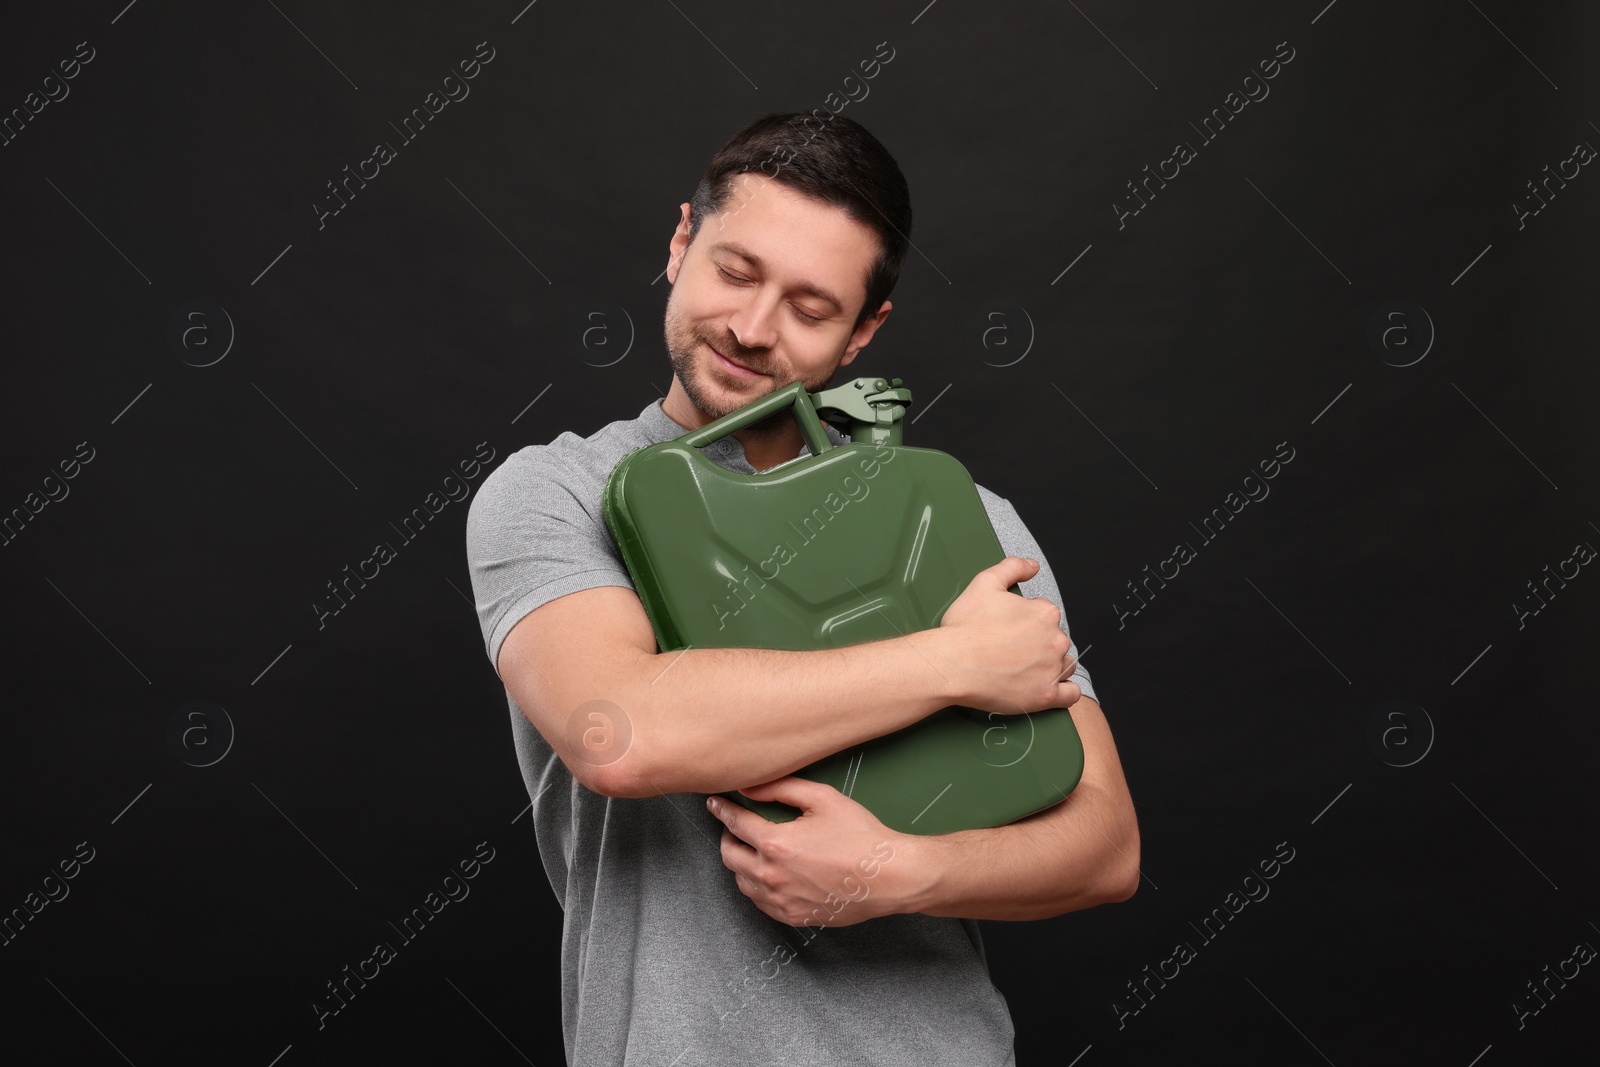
[709,241,849,313]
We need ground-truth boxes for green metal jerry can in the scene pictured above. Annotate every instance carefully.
[601,377,1083,835]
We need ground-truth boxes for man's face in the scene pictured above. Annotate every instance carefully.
[662,173,891,426]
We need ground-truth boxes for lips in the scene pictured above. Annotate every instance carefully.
[709,342,763,377]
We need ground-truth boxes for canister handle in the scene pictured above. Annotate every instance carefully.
[678,380,835,457]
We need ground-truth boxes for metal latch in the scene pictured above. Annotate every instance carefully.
[808,376,914,446]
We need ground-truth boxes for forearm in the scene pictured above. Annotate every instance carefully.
[608,632,961,797]
[892,699,1141,920]
[900,783,1138,920]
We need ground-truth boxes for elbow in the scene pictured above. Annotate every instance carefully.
[579,746,665,799]
[572,703,717,798]
[577,763,626,798]
[558,687,666,798]
[1102,825,1141,905]
[579,758,641,798]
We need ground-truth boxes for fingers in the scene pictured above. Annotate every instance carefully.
[977,555,1040,589]
[708,794,738,830]
[719,826,758,872]
[720,831,763,901]
[1003,555,1041,583]
[708,794,768,851]
[738,775,834,809]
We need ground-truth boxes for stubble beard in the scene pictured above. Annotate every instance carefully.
[663,290,838,439]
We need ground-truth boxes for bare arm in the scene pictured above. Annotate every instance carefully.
[891,695,1141,919]
[496,556,1079,798]
[707,694,1141,925]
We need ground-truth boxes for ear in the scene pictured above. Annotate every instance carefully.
[665,202,693,285]
[839,299,892,367]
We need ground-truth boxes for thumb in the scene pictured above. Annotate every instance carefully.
[983,555,1040,588]
[739,775,832,808]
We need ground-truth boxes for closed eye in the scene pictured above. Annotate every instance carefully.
[717,264,826,324]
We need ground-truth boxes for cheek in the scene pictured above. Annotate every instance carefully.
[664,289,707,336]
[791,336,849,381]
[680,276,741,325]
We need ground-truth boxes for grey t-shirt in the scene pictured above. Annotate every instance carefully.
[465,396,1096,1066]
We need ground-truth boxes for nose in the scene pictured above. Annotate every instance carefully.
[726,288,779,352]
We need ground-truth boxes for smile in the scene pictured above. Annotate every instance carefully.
[709,343,764,378]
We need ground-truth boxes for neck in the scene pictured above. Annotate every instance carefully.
[736,428,803,472]
[660,385,803,473]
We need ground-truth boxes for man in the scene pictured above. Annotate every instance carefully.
[466,113,1139,1065]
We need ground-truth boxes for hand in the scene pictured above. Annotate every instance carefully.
[936,556,1081,714]
[707,777,910,928]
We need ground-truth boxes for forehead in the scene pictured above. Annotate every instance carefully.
[703,173,879,307]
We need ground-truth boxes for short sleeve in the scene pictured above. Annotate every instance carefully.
[464,447,635,671]
[973,486,1099,706]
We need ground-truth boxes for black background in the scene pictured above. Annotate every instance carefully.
[2,1,1596,1064]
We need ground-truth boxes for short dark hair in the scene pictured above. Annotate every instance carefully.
[687,113,912,330]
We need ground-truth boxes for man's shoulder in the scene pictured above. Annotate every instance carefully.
[971,480,1017,523]
[969,480,1043,563]
[474,402,664,505]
